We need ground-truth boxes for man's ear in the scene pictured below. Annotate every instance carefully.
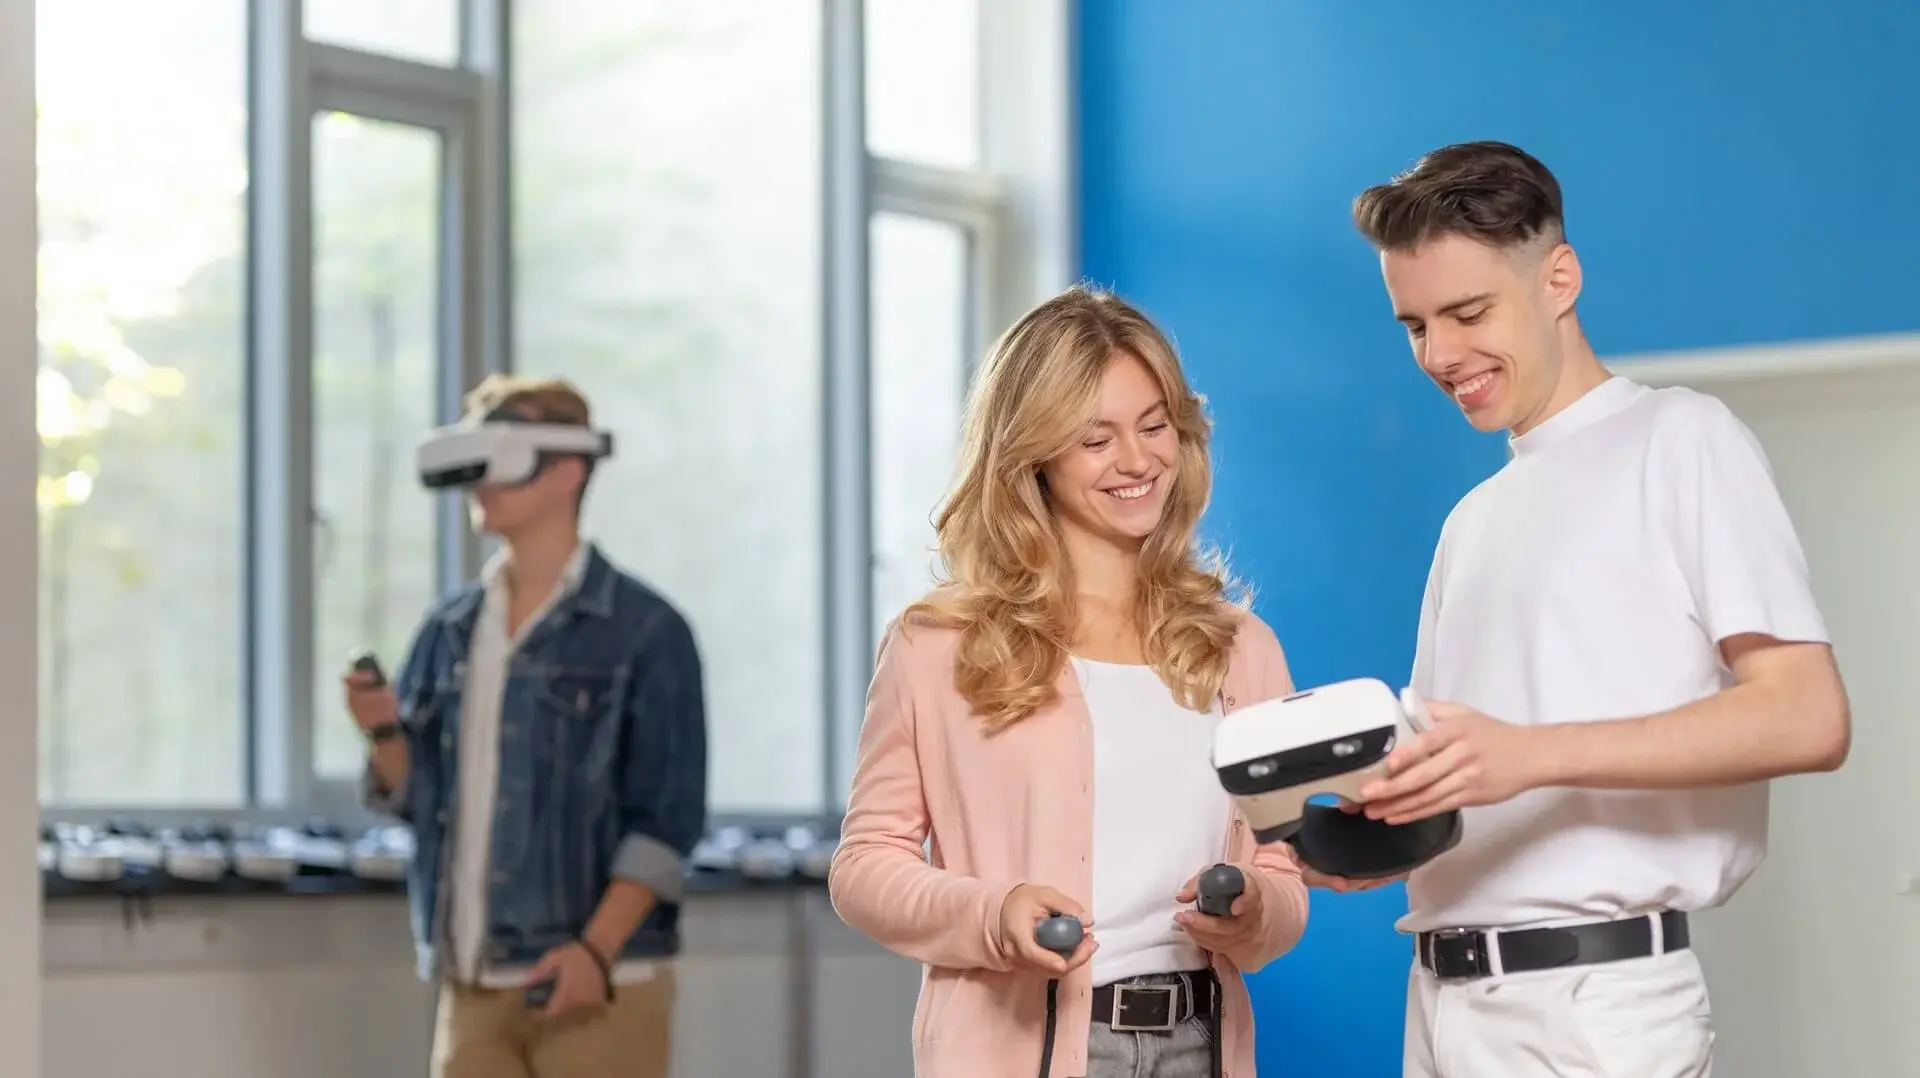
[1541,241,1583,318]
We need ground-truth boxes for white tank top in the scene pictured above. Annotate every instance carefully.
[1075,657,1231,986]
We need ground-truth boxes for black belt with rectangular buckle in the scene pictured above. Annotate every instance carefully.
[1418,910,1690,981]
[1090,970,1217,1032]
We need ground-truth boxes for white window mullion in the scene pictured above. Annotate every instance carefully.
[822,0,873,815]
[250,0,318,809]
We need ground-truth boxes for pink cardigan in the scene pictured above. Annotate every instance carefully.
[829,608,1311,1078]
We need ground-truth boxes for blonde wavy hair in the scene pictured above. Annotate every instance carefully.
[902,285,1245,732]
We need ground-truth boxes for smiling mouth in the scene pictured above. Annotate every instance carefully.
[1452,372,1494,398]
[1104,480,1155,502]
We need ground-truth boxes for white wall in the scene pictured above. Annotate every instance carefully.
[44,891,920,1078]
[3,0,42,1072]
[1626,340,1920,1078]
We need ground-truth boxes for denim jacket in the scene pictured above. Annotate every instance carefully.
[363,544,708,980]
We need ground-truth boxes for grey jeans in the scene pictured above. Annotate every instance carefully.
[1084,974,1219,1078]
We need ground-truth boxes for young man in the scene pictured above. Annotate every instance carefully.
[1332,141,1851,1077]
[346,375,708,1078]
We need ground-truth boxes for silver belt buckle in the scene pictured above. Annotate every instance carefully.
[1426,926,1492,980]
[1110,982,1181,1032]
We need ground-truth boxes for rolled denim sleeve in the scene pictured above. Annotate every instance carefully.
[611,606,709,904]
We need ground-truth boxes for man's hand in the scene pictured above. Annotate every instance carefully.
[526,941,610,1020]
[1357,700,1545,824]
[1173,868,1264,953]
[997,883,1098,977]
[342,668,398,735]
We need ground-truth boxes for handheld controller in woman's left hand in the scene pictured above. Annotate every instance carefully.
[1195,862,1245,917]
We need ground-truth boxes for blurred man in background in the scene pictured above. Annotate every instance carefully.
[347,374,708,1078]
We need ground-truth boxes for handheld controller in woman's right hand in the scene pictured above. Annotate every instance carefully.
[1034,912,1083,956]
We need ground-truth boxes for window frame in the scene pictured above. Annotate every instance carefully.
[38,0,1070,829]
[823,0,1074,809]
[261,0,510,825]
[41,0,507,830]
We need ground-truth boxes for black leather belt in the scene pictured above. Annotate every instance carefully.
[1090,970,1217,1032]
[1418,910,1690,981]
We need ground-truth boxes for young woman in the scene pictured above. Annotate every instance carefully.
[829,286,1309,1078]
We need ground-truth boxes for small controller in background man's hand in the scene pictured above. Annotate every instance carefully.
[1195,862,1245,917]
[345,649,404,743]
[348,649,386,687]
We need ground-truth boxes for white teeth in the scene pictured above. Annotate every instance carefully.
[1107,482,1152,501]
[1454,372,1495,399]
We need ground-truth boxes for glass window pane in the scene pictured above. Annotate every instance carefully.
[310,113,445,780]
[869,213,971,640]
[864,0,980,167]
[36,0,249,806]
[305,0,461,67]
[513,0,825,813]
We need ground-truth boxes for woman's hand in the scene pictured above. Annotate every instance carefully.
[996,883,1098,977]
[1173,868,1265,953]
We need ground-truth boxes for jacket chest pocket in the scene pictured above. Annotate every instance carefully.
[539,671,620,782]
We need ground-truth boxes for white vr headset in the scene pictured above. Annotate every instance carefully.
[416,420,614,490]
[1211,677,1463,880]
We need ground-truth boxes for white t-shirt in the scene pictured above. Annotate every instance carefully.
[1402,375,1829,934]
[1077,657,1231,986]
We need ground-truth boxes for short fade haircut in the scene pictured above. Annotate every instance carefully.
[1352,140,1565,254]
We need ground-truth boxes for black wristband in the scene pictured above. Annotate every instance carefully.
[365,721,405,743]
[575,938,616,1001]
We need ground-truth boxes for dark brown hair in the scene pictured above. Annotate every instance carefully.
[1353,141,1565,253]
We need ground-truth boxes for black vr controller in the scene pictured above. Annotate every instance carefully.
[1035,912,1084,958]
[348,650,387,686]
[1195,863,1245,917]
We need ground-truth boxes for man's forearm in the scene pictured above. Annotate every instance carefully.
[581,879,657,961]
[367,740,410,794]
[1532,671,1848,790]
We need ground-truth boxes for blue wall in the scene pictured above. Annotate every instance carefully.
[1076,2,1920,1074]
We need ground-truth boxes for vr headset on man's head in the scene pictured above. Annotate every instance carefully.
[415,409,615,490]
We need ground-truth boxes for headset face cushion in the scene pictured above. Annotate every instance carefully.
[1283,803,1464,880]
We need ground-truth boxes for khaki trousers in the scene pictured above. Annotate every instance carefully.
[430,967,676,1078]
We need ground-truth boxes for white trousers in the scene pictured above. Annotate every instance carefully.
[1405,947,1715,1078]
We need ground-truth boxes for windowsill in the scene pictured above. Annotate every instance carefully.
[42,811,844,903]
[43,866,828,903]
